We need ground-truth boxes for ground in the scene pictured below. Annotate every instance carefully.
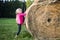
[0,18,33,40]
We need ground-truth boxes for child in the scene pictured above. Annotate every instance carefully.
[15,8,26,38]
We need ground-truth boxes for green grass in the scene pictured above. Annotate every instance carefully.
[0,18,33,40]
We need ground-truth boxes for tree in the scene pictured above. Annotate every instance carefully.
[26,0,33,8]
[0,1,23,18]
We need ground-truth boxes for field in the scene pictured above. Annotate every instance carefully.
[0,18,33,40]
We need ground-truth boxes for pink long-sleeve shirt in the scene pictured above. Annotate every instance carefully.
[16,13,26,24]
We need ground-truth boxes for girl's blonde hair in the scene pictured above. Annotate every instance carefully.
[16,8,22,14]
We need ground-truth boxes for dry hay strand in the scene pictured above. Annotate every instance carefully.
[25,1,60,40]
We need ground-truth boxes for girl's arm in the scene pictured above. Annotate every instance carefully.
[20,13,26,16]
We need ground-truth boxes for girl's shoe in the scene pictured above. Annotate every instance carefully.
[15,35,17,38]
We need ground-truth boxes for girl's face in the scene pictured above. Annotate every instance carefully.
[18,9,22,13]
[16,8,22,14]
[17,9,22,14]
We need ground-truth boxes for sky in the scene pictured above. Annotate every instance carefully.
[2,0,33,2]
[19,0,26,2]
[2,0,33,3]
[2,0,26,3]
[19,0,33,2]
[2,0,27,1]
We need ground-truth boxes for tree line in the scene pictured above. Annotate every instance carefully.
[0,1,26,18]
[0,0,33,18]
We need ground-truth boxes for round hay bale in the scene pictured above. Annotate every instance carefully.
[26,1,60,40]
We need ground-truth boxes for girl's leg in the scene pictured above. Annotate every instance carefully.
[17,24,21,35]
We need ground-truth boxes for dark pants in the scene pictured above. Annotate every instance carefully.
[17,24,21,35]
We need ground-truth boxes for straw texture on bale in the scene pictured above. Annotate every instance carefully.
[26,0,60,40]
